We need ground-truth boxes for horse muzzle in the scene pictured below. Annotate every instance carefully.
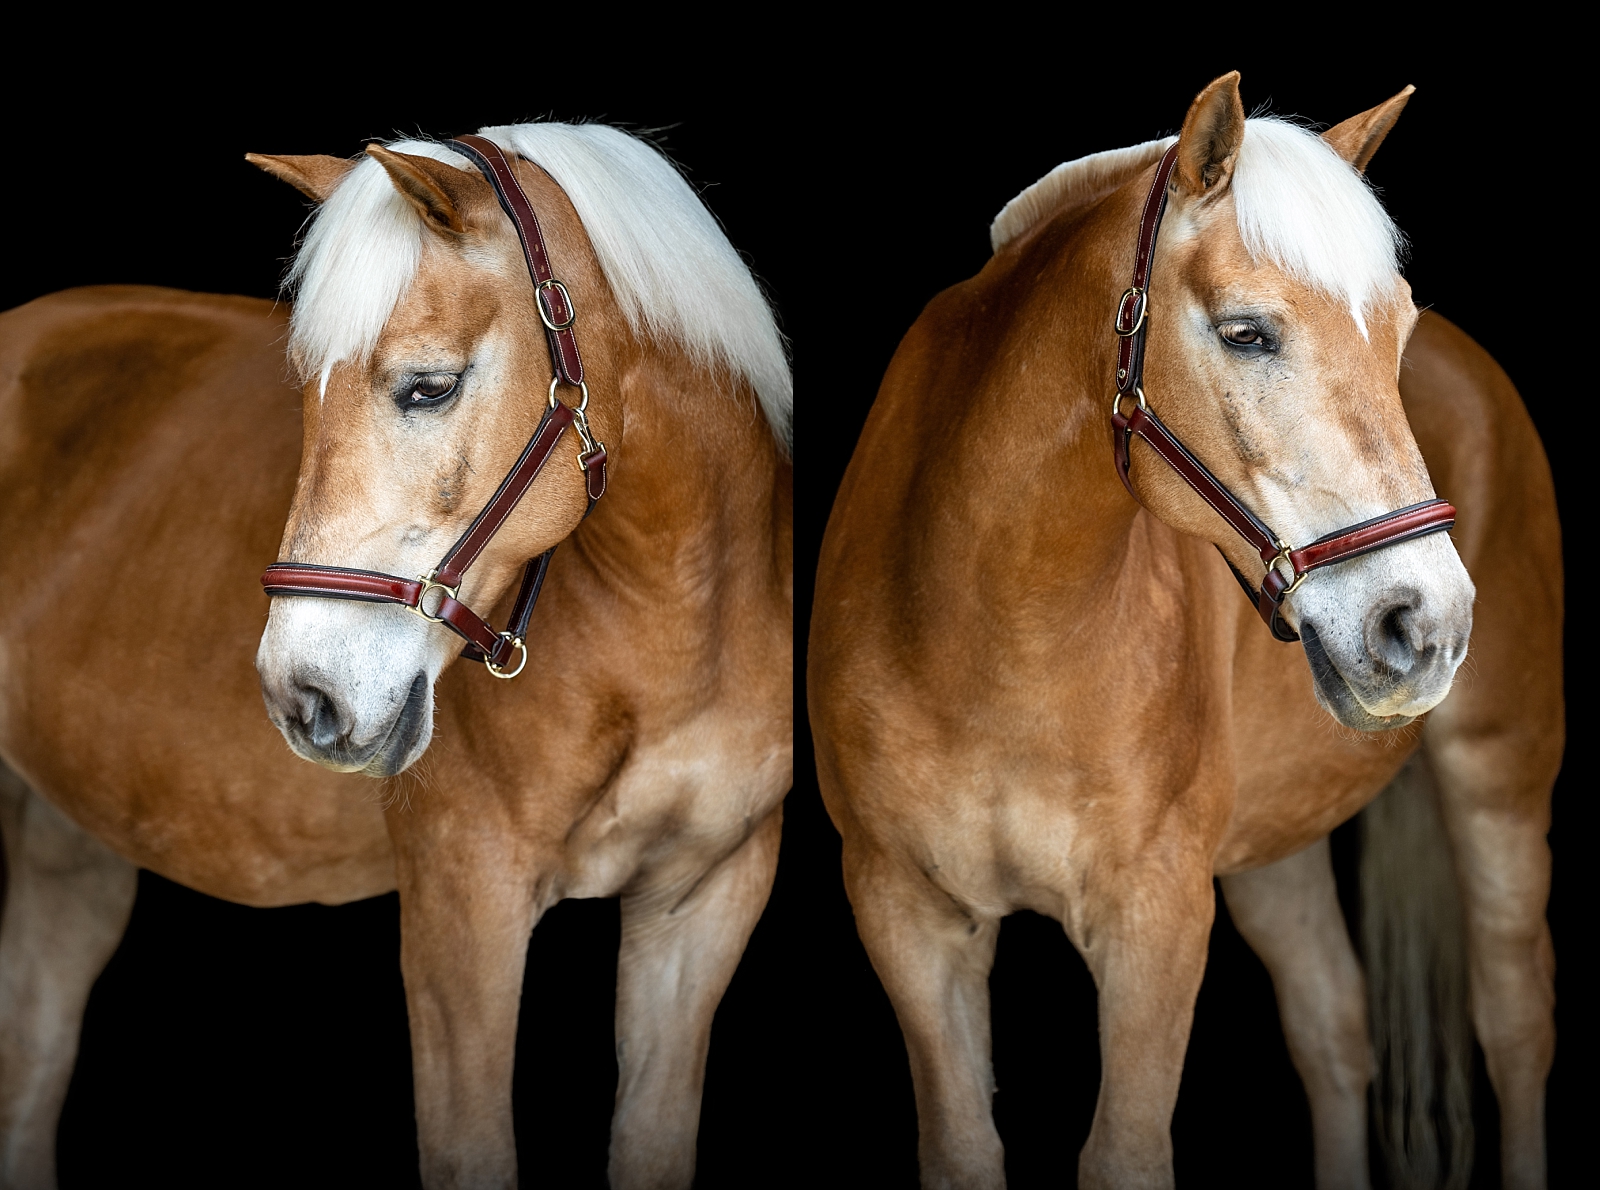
[1294,557,1473,732]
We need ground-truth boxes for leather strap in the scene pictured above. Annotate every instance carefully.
[1109,144,1457,642]
[446,135,584,388]
[1115,145,1181,402]
[263,135,610,677]
[433,403,573,588]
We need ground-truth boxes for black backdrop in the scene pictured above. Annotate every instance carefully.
[6,46,1586,1189]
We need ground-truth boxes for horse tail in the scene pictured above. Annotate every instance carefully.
[1359,749,1475,1189]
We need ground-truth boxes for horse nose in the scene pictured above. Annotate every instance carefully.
[291,676,352,752]
[1363,588,1430,677]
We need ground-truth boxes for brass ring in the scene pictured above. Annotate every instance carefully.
[548,375,590,413]
[484,636,527,680]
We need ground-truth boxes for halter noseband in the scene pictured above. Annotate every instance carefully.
[1110,144,1456,642]
[261,134,608,679]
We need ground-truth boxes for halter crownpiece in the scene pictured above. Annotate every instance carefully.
[1109,143,1456,642]
[261,134,608,679]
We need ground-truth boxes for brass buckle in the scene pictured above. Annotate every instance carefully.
[1114,287,1148,337]
[536,279,577,331]
[549,376,604,471]
[484,634,527,680]
[1268,542,1308,597]
[407,573,459,624]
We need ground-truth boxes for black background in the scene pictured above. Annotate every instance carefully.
[7,43,1587,1189]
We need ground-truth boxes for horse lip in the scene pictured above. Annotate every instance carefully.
[361,672,431,777]
[1299,620,1416,734]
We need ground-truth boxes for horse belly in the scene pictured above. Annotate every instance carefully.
[0,288,394,907]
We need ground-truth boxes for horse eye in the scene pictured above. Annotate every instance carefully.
[406,374,459,405]
[1220,322,1263,346]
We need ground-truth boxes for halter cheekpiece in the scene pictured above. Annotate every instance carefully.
[261,134,608,679]
[1110,144,1456,642]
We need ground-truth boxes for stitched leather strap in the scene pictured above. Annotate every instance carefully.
[446,135,584,388]
[1115,145,1181,401]
[433,404,573,587]
[1108,144,1457,642]
[262,403,574,668]
[1113,401,1279,562]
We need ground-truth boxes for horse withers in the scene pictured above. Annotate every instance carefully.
[0,123,792,1189]
[809,75,1559,1189]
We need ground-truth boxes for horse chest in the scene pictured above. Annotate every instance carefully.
[558,723,791,901]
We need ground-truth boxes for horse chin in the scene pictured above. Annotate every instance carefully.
[272,670,434,777]
[1299,620,1418,734]
[361,672,434,777]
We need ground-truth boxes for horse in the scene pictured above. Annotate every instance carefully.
[0,121,793,1189]
[808,73,1559,1190]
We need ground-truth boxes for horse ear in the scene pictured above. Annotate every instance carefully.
[1322,86,1415,173]
[245,154,355,203]
[365,145,477,236]
[1175,71,1247,197]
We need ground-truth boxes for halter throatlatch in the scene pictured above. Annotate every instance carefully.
[262,134,608,678]
[1110,144,1456,642]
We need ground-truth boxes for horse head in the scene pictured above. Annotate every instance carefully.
[1131,74,1473,730]
[248,131,629,775]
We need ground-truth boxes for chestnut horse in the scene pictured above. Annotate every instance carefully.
[0,122,792,1189]
[810,75,1558,1190]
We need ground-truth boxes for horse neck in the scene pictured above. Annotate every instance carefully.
[571,336,783,604]
[966,191,1151,614]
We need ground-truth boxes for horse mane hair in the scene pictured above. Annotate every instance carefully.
[989,138,1175,254]
[286,123,793,451]
[990,117,1405,334]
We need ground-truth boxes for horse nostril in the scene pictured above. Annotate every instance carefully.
[1366,592,1424,676]
[296,681,348,751]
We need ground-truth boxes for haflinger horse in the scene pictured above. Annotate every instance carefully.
[0,122,792,1189]
[810,74,1559,1190]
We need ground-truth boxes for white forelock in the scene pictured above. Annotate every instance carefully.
[1231,117,1404,335]
[990,118,1404,334]
[286,123,792,450]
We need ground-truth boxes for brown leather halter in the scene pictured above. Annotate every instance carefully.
[261,134,608,679]
[1110,143,1456,642]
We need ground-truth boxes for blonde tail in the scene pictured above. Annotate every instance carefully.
[1360,750,1474,1189]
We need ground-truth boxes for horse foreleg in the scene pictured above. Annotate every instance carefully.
[843,844,1003,1190]
[608,807,781,1190]
[1427,732,1555,1190]
[1221,837,1371,1190]
[392,823,537,1190]
[1077,858,1213,1190]
[0,767,136,1190]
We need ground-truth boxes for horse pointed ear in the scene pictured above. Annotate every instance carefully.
[365,145,476,236]
[1175,71,1247,197]
[1323,86,1415,173]
[245,154,355,203]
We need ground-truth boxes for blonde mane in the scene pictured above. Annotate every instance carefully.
[286,123,793,450]
[990,118,1404,333]
[989,138,1174,253]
